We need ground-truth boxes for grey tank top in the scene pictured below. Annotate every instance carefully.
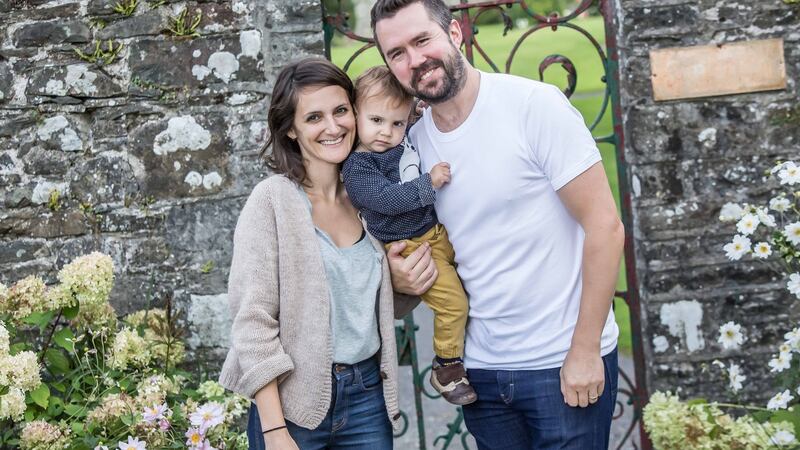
[300,190,382,364]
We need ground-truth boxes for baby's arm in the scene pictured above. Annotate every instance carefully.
[342,156,436,216]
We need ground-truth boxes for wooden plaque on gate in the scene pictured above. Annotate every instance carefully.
[649,38,787,101]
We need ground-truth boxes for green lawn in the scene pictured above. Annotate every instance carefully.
[332,16,632,356]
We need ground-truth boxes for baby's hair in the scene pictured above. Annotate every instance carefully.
[355,66,413,110]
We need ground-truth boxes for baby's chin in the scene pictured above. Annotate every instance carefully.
[362,142,399,153]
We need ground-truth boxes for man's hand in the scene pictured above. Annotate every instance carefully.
[387,241,438,295]
[430,162,451,189]
[560,346,605,408]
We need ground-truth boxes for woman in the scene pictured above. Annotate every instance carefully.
[218,57,401,449]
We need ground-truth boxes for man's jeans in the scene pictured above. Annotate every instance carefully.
[246,356,392,450]
[463,348,618,450]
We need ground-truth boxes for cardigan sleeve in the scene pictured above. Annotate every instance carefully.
[224,181,294,397]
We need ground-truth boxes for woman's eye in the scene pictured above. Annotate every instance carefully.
[335,107,349,115]
[306,114,320,122]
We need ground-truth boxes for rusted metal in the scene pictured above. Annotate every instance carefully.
[322,0,650,448]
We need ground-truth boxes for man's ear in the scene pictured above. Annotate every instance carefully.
[448,18,463,47]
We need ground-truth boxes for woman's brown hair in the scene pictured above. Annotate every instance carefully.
[262,57,356,185]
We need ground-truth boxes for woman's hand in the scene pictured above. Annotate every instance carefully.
[387,241,437,296]
[264,428,300,450]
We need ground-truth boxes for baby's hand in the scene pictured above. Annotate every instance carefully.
[430,162,451,189]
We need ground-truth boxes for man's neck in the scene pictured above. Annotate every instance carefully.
[430,66,481,133]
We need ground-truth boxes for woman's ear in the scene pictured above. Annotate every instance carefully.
[287,128,297,140]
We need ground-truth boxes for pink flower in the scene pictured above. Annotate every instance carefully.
[185,428,204,447]
[196,439,217,450]
[158,419,170,431]
[142,403,169,423]
[117,436,146,450]
[189,402,224,433]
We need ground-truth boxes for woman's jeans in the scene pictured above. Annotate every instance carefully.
[462,348,619,450]
[247,356,392,450]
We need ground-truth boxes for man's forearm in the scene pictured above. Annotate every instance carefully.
[570,220,624,351]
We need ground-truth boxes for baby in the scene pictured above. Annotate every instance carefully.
[342,66,476,406]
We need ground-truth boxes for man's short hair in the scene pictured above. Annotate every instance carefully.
[355,66,413,109]
[370,0,453,38]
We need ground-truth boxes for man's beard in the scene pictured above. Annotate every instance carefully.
[410,46,466,104]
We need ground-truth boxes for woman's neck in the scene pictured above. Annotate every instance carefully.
[303,163,342,202]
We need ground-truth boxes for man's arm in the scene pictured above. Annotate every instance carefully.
[556,162,624,408]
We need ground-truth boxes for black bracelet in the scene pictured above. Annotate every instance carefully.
[262,425,287,435]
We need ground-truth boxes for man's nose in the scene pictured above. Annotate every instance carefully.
[408,48,426,69]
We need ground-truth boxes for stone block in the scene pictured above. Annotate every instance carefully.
[127,112,230,198]
[97,8,169,39]
[68,153,141,205]
[28,64,125,98]
[13,20,91,47]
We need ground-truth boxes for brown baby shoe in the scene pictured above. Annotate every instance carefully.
[430,359,478,405]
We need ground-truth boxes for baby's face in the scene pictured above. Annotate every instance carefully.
[356,96,413,153]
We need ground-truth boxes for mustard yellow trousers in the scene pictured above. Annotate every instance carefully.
[386,224,468,359]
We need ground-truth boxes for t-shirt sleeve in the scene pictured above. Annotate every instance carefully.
[524,83,602,191]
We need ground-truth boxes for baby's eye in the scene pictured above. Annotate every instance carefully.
[371,117,383,124]
[393,121,406,128]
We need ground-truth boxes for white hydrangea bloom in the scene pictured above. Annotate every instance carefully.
[1,351,41,391]
[0,322,8,355]
[107,328,152,370]
[0,387,26,421]
[718,321,745,350]
[723,235,751,260]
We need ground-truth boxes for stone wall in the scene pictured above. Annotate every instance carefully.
[0,0,322,368]
[614,0,800,401]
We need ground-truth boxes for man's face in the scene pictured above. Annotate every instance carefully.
[375,3,466,104]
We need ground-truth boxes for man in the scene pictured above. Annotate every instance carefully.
[371,0,625,448]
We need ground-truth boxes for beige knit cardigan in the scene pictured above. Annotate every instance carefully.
[218,175,407,431]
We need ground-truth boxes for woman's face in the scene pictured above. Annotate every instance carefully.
[288,84,356,168]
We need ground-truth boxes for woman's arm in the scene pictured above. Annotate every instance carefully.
[254,381,299,449]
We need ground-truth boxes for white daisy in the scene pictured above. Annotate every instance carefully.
[767,389,794,410]
[769,352,793,373]
[756,208,776,228]
[723,235,751,260]
[117,436,146,450]
[785,223,800,245]
[728,363,746,393]
[752,242,772,259]
[771,196,792,213]
[788,274,800,299]
[785,328,800,346]
[772,429,797,446]
[719,202,745,222]
[736,213,760,235]
[779,162,800,185]
[718,322,745,350]
[771,161,790,176]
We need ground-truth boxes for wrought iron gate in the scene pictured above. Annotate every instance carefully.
[321,1,650,448]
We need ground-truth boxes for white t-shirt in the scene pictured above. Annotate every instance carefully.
[409,72,619,370]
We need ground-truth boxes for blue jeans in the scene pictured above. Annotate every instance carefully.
[246,356,392,450]
[463,348,618,450]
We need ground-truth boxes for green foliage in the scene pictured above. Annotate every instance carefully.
[166,8,203,38]
[112,0,137,16]
[74,40,124,66]
[200,260,215,274]
[0,253,248,449]
[47,189,61,211]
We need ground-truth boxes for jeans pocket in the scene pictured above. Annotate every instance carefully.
[603,349,619,396]
[358,365,383,391]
